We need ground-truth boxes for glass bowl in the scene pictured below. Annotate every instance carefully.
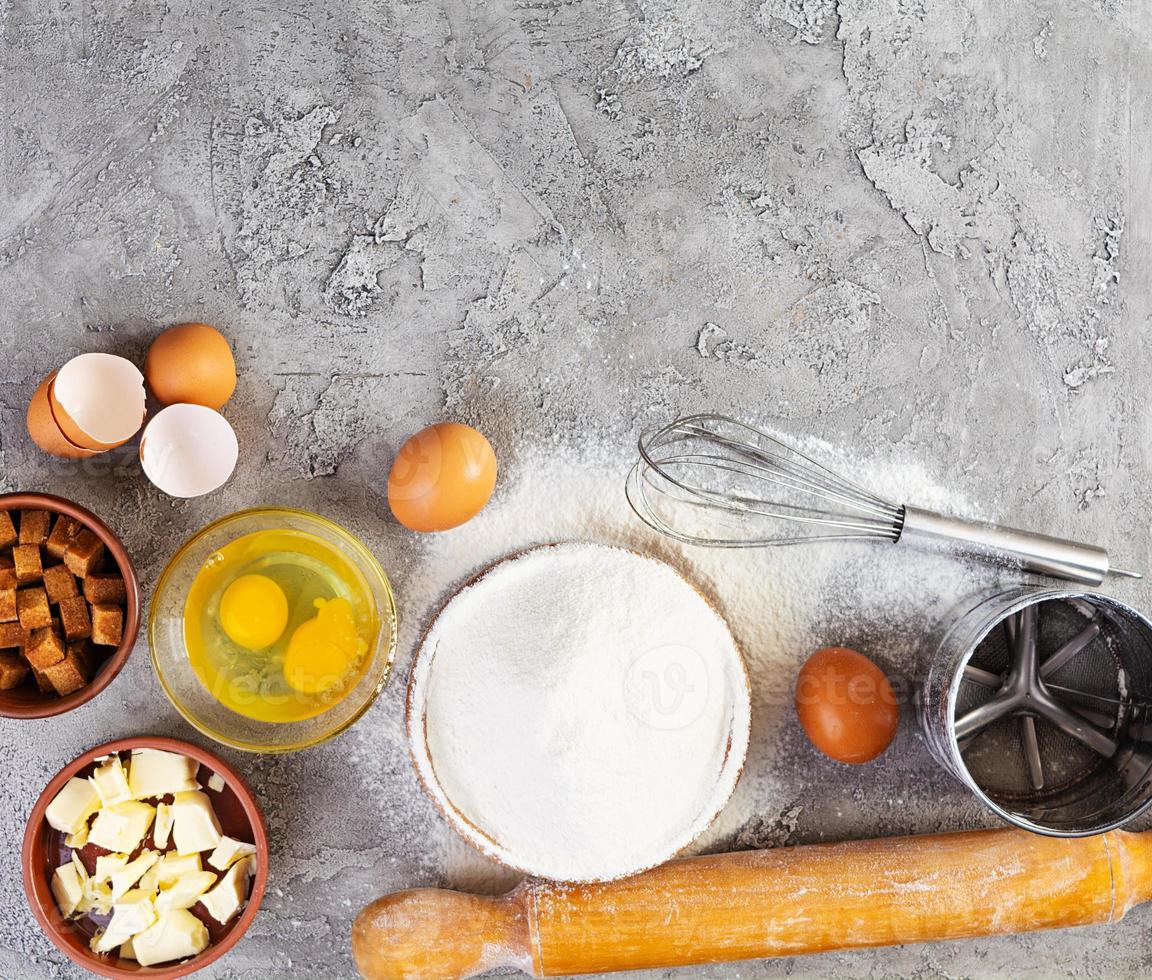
[150,508,397,753]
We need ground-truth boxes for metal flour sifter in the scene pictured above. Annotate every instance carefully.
[919,588,1152,835]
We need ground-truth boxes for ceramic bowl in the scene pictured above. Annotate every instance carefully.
[0,492,141,719]
[406,542,752,883]
[149,507,397,753]
[22,735,269,979]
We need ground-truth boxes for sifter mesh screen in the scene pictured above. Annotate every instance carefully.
[958,599,1125,804]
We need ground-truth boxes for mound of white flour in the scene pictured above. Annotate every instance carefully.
[409,543,751,882]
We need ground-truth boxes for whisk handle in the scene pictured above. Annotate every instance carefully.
[898,506,1111,585]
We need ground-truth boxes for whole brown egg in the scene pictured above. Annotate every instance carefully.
[145,323,236,410]
[795,646,899,764]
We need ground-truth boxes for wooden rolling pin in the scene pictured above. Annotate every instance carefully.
[352,826,1152,978]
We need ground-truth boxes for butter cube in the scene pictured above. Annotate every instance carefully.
[45,777,102,835]
[207,835,257,871]
[83,880,114,916]
[70,852,90,888]
[132,908,209,967]
[52,862,85,918]
[153,802,173,849]
[155,870,217,914]
[128,749,200,800]
[93,889,157,954]
[110,850,160,900]
[170,791,222,855]
[94,853,129,883]
[155,852,202,890]
[88,800,156,854]
[139,862,160,893]
[65,822,90,849]
[200,857,251,924]
[90,756,132,807]
[206,772,225,792]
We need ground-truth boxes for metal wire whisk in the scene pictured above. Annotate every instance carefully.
[626,414,1140,586]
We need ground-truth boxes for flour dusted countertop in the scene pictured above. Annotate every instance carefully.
[2,0,1150,978]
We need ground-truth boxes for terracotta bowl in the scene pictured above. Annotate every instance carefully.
[0,492,141,719]
[22,735,269,979]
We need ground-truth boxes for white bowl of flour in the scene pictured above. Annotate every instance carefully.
[407,542,751,882]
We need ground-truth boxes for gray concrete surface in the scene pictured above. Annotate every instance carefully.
[3,0,1152,976]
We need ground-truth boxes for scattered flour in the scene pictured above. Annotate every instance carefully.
[393,435,1011,887]
[411,543,750,882]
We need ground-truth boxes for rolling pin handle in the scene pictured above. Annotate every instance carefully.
[352,886,534,980]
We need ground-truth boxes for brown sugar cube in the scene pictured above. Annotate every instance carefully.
[0,621,22,648]
[58,596,92,641]
[0,651,28,690]
[43,565,80,604]
[18,510,52,546]
[83,571,126,606]
[12,544,43,584]
[67,639,95,674]
[43,647,88,696]
[0,588,15,623]
[64,529,104,578]
[0,556,14,591]
[45,515,80,559]
[24,625,65,670]
[0,511,16,550]
[31,666,54,694]
[16,588,51,631]
[90,603,123,647]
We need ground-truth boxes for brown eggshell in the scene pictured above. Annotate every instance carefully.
[49,382,133,451]
[145,323,237,410]
[25,374,102,460]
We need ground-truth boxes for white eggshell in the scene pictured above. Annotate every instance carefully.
[53,353,146,445]
[140,405,239,498]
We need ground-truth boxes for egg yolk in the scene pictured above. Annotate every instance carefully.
[218,574,289,650]
[283,597,361,695]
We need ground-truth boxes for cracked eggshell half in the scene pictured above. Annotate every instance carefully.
[140,405,239,498]
[49,353,147,451]
[26,374,102,459]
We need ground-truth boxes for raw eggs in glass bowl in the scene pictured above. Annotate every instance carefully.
[149,509,397,752]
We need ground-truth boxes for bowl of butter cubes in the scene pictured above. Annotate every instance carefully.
[22,736,268,978]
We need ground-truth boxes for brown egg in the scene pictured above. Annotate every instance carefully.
[47,353,146,451]
[387,423,497,532]
[795,646,899,764]
[145,323,237,410]
[26,374,102,460]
